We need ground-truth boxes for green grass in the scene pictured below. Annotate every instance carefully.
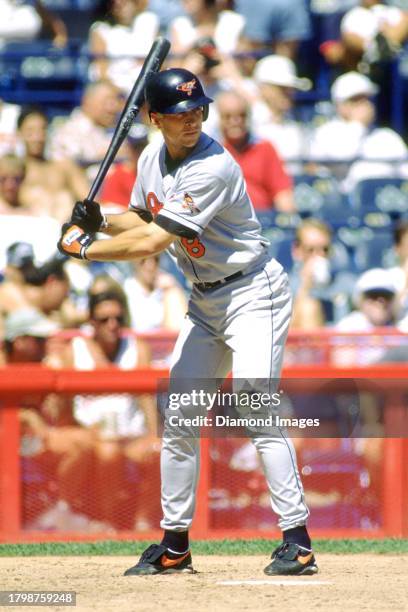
[0,538,407,557]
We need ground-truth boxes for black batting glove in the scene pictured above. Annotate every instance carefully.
[58,223,95,260]
[70,200,107,233]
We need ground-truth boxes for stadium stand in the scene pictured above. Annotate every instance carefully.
[0,0,407,544]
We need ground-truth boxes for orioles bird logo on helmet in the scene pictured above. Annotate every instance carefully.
[176,79,197,96]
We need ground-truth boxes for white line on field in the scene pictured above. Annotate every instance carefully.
[217,579,332,586]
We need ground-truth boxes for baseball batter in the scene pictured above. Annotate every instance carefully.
[58,68,317,577]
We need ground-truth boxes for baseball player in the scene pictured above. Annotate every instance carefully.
[58,68,317,577]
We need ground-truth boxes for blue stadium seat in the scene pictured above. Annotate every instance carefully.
[0,41,86,107]
[353,228,395,272]
[352,177,408,217]
[330,239,354,275]
[360,211,393,229]
[256,211,301,231]
[293,174,352,227]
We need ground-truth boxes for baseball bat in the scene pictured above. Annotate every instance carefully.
[86,36,171,202]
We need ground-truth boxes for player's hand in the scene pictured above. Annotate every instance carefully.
[70,199,106,233]
[58,223,94,260]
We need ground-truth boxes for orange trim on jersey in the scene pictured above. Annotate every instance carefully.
[146,191,164,216]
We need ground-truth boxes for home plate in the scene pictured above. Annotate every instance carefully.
[217,579,332,586]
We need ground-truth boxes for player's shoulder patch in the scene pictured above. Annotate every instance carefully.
[181,192,199,214]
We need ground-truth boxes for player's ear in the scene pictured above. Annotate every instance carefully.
[150,112,161,129]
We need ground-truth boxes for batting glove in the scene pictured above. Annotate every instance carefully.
[58,224,94,260]
[70,200,107,233]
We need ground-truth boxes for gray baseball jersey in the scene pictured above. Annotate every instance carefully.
[129,131,309,534]
[129,132,268,282]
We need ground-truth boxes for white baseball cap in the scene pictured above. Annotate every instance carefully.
[331,71,379,103]
[354,268,397,303]
[4,308,59,341]
[254,55,312,91]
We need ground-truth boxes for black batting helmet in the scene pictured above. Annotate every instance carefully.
[145,68,213,121]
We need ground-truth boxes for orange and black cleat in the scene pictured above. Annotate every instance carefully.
[264,542,318,576]
[124,544,196,576]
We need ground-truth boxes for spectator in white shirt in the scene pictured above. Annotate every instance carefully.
[88,0,160,95]
[309,71,408,190]
[251,54,312,171]
[334,268,400,364]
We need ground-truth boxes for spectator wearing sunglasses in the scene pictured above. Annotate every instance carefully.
[289,218,354,329]
[334,268,400,365]
[57,289,160,530]
[337,268,398,331]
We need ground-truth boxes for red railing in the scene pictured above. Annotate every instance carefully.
[58,327,408,367]
[0,364,407,542]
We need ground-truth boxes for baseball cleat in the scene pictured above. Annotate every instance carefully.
[124,544,196,576]
[264,542,318,576]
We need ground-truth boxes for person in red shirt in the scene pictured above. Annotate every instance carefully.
[100,123,149,209]
[216,90,295,212]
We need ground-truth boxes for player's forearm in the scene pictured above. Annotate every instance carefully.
[86,223,175,261]
[103,210,146,236]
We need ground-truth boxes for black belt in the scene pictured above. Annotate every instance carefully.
[194,270,244,292]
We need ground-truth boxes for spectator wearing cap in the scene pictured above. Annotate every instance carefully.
[334,267,400,365]
[215,90,295,212]
[309,71,408,190]
[2,241,35,284]
[0,252,81,329]
[387,220,408,320]
[99,123,149,211]
[3,307,59,364]
[251,54,313,171]
[1,307,100,531]
[235,0,312,60]
[338,268,399,329]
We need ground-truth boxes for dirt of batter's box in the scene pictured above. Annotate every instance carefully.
[0,555,407,612]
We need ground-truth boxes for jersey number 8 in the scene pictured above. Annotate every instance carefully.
[147,191,205,259]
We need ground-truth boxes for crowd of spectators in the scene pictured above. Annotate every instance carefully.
[1,0,408,531]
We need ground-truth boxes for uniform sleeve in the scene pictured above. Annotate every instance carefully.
[129,151,147,212]
[128,156,154,222]
[129,174,145,213]
[155,170,231,236]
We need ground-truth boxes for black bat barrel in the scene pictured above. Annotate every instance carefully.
[87,37,171,202]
